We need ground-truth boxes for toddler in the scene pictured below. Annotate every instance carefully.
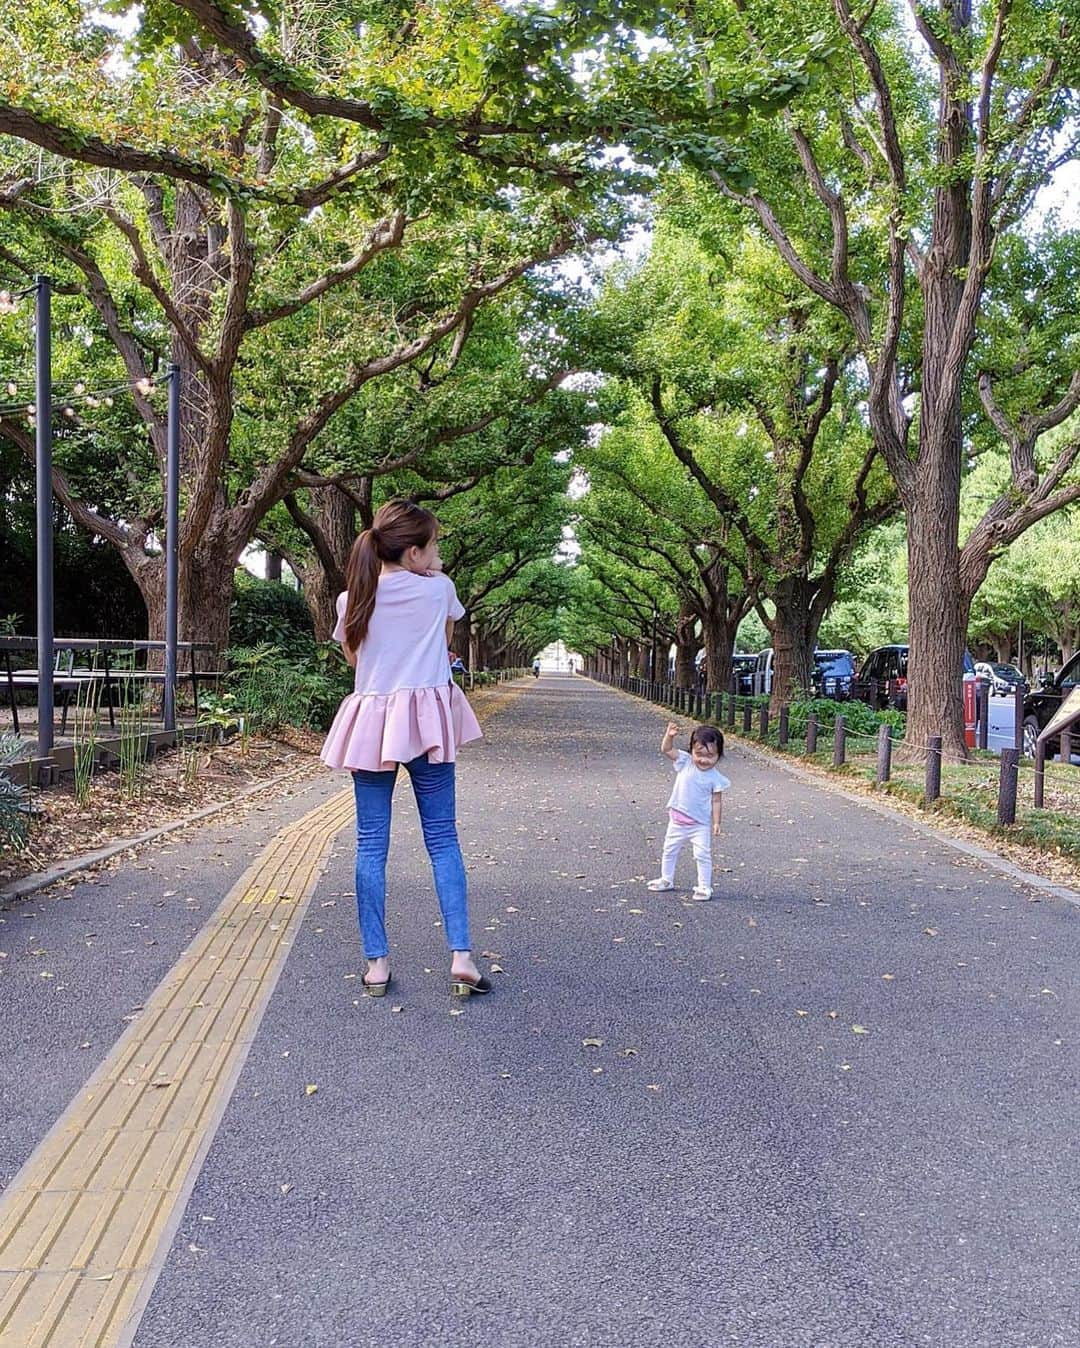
[647,721,729,900]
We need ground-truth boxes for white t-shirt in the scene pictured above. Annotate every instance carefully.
[666,749,730,825]
[333,572,465,696]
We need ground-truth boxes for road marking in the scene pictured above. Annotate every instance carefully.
[0,788,353,1348]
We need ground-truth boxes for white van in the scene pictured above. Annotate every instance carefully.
[752,648,773,697]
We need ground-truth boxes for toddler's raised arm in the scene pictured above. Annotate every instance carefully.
[661,721,680,762]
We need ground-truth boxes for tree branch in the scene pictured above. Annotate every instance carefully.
[244,212,406,330]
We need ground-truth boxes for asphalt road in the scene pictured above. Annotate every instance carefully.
[10,675,1080,1348]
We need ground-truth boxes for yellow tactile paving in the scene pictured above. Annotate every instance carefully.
[0,788,353,1348]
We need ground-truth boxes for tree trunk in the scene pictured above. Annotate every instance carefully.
[138,547,236,667]
[903,468,968,758]
[769,576,820,714]
[265,551,283,582]
[290,486,355,641]
[675,608,696,689]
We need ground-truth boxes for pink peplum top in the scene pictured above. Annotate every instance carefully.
[320,571,482,772]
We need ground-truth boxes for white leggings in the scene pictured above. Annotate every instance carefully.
[659,819,712,889]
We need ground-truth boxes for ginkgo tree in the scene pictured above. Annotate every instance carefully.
[578,213,896,708]
[666,0,1080,753]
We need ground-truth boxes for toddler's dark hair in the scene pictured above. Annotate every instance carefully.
[690,725,724,758]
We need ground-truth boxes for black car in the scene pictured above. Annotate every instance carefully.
[1022,651,1080,758]
[812,649,855,700]
[853,645,910,709]
[732,653,756,696]
[854,644,975,711]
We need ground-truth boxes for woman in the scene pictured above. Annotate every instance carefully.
[321,500,489,998]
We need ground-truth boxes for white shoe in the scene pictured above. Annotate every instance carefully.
[646,878,674,892]
[691,886,713,901]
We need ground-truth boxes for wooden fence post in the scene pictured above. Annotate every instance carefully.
[876,723,892,784]
[778,705,789,747]
[711,692,721,722]
[806,713,818,756]
[925,735,942,803]
[1062,728,1073,767]
[832,716,846,766]
[758,704,769,738]
[998,747,1019,825]
[742,702,752,733]
[1034,741,1046,809]
[726,695,736,729]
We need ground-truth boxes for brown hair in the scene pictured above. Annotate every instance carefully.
[342,499,439,653]
[689,725,724,758]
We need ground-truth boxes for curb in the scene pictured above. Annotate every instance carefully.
[0,760,324,905]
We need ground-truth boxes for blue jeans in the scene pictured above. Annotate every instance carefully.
[351,757,470,960]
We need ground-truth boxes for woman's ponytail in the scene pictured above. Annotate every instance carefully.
[341,500,439,655]
[343,529,381,654]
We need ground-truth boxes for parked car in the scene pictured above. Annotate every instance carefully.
[751,646,856,699]
[732,653,756,696]
[1022,651,1080,758]
[974,661,1024,696]
[854,644,976,711]
[812,649,855,700]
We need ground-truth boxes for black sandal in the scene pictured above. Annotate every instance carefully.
[450,973,492,997]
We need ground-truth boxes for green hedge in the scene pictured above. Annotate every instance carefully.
[231,575,315,657]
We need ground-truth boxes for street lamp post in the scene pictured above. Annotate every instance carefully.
[34,276,54,760]
[163,364,180,732]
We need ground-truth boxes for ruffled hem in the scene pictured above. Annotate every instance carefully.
[320,683,483,772]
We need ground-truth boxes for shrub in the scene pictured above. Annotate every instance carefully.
[230,574,315,657]
[227,642,352,733]
[0,733,30,852]
[787,697,904,740]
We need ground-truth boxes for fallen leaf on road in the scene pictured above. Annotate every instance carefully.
[882,973,896,981]
[582,1038,604,1048]
[304,1084,318,1096]
[795,1010,808,1017]
[645,1084,661,1092]
[923,927,939,936]
[852,1025,869,1035]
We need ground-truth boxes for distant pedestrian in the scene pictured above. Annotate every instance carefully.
[646,721,729,900]
[321,500,491,998]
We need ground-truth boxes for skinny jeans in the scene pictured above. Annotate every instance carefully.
[351,756,469,959]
